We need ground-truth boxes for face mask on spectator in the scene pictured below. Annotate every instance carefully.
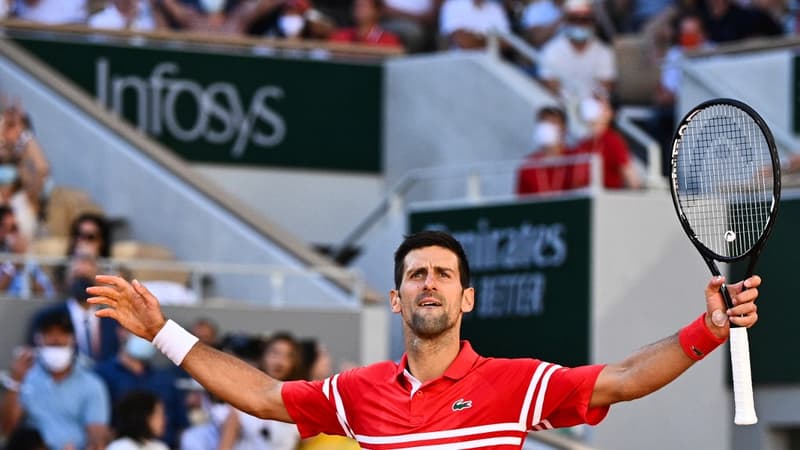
[70,277,94,303]
[199,0,226,13]
[680,31,703,49]
[125,335,156,361]
[38,345,74,373]
[565,25,593,43]
[533,122,561,148]
[279,14,305,37]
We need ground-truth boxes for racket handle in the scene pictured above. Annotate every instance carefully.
[729,327,757,425]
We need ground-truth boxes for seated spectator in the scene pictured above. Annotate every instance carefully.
[68,212,112,259]
[216,332,301,450]
[517,105,581,194]
[381,0,441,52]
[0,308,110,450]
[570,96,642,189]
[2,426,47,450]
[27,252,120,363]
[89,0,161,31]
[50,212,113,295]
[9,0,87,24]
[0,205,55,299]
[241,0,334,40]
[1,107,50,242]
[155,0,247,33]
[650,12,712,176]
[538,0,616,99]
[329,0,403,47]
[439,0,511,49]
[699,0,782,43]
[94,331,188,448]
[520,0,564,48]
[107,391,170,450]
[298,338,333,381]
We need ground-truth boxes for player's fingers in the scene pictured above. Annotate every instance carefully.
[727,275,762,296]
[132,279,159,306]
[744,275,762,289]
[730,311,758,328]
[86,285,124,300]
[733,287,759,306]
[705,276,725,299]
[87,296,117,309]
[94,274,130,288]
[728,302,756,317]
[94,308,118,320]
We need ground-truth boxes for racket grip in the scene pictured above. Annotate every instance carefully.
[729,327,757,425]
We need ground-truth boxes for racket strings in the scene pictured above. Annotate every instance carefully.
[675,104,774,258]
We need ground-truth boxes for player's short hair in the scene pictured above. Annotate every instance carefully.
[393,231,471,289]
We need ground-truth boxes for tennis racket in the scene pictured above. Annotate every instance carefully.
[669,98,781,426]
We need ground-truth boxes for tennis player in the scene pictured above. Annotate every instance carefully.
[87,231,760,449]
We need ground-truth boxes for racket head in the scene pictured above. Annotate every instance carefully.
[669,98,781,263]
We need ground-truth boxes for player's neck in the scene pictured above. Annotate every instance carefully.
[405,332,461,382]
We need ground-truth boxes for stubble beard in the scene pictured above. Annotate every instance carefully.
[409,311,452,339]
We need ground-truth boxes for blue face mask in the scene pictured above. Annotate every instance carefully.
[565,25,593,43]
[125,335,156,361]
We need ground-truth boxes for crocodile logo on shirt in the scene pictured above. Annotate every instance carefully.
[452,398,473,411]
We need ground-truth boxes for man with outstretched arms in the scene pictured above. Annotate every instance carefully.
[87,231,760,449]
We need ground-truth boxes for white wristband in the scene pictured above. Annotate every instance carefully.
[151,319,199,366]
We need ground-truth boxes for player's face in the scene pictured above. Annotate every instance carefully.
[390,246,474,339]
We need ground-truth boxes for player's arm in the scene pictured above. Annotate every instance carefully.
[87,276,292,422]
[589,275,760,408]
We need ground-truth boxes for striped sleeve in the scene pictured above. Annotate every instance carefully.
[282,377,349,439]
[525,364,609,430]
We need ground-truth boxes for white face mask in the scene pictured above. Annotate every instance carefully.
[533,122,561,148]
[279,14,305,37]
[199,0,226,13]
[125,335,156,361]
[38,346,74,373]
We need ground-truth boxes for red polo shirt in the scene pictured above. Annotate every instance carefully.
[282,341,608,449]
[570,128,632,189]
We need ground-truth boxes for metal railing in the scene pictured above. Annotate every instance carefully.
[0,253,365,308]
[615,106,666,188]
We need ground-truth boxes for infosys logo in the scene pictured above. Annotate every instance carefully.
[95,58,287,157]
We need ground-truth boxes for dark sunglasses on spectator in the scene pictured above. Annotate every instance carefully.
[4,224,17,233]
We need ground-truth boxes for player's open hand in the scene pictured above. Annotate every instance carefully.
[704,275,760,339]
[87,275,167,341]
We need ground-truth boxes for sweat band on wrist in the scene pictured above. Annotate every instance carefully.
[679,313,726,361]
[152,320,199,366]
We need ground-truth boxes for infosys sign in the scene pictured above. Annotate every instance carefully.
[14,37,384,173]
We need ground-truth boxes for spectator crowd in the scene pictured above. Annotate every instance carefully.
[1,303,355,450]
[0,100,358,450]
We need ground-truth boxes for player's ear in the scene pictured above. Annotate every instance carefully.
[461,287,475,313]
[390,289,401,313]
